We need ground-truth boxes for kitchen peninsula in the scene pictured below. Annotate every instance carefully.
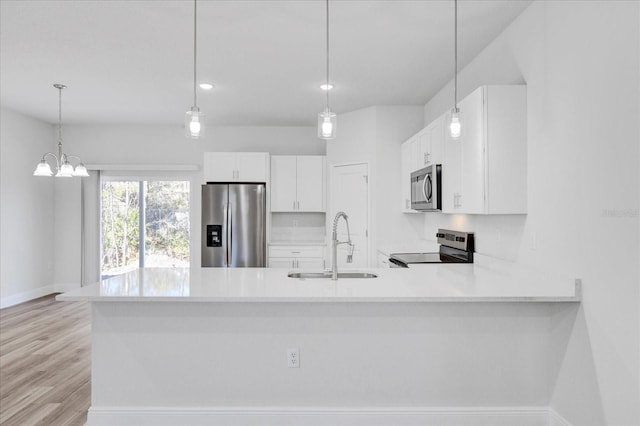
[58,264,579,425]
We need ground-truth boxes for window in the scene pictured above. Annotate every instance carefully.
[100,179,190,278]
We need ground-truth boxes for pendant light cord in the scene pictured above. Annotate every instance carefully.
[453,0,458,109]
[325,0,330,110]
[193,0,198,108]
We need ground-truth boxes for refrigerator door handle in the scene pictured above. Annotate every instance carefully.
[223,202,229,266]
[228,202,233,266]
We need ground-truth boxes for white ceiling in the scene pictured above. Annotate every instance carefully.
[0,0,531,127]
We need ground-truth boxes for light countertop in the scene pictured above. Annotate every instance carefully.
[56,261,580,303]
[269,240,327,246]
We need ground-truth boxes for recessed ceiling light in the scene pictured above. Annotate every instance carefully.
[320,83,334,91]
[199,83,214,90]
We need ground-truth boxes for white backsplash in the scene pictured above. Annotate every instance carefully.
[271,212,326,242]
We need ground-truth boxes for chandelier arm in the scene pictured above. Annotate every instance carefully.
[65,155,84,165]
[42,152,60,167]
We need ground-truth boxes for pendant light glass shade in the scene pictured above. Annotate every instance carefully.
[318,108,337,139]
[56,161,74,177]
[448,107,462,140]
[33,159,53,176]
[74,163,90,177]
[185,106,205,139]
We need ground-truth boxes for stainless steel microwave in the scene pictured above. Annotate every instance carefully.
[410,164,442,211]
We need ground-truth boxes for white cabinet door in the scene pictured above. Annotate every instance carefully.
[417,128,431,168]
[270,156,297,212]
[236,153,267,182]
[268,258,295,268]
[458,87,485,214]
[297,258,324,270]
[204,152,268,183]
[268,245,325,269]
[440,85,526,214]
[296,156,325,212]
[442,120,462,213]
[204,152,236,182]
[429,117,444,165]
[400,137,419,213]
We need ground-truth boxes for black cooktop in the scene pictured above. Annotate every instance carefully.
[389,231,474,267]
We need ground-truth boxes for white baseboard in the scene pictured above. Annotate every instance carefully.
[53,282,80,294]
[87,406,558,426]
[0,282,80,309]
[0,284,55,309]
[549,408,573,426]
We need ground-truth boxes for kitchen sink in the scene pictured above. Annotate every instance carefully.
[287,271,378,279]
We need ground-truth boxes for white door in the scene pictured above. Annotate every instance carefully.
[329,163,369,268]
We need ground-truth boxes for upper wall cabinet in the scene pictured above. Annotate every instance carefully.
[417,116,444,169]
[400,136,419,213]
[442,85,527,214]
[271,155,326,212]
[204,152,268,183]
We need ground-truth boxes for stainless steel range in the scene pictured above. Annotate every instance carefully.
[388,229,474,267]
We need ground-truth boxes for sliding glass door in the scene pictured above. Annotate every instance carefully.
[100,179,190,278]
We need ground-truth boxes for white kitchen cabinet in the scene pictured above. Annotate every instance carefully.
[271,155,325,212]
[268,245,325,269]
[417,116,444,168]
[442,85,527,214]
[204,152,268,183]
[400,136,419,213]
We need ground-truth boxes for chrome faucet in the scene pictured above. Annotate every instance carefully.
[331,211,355,280]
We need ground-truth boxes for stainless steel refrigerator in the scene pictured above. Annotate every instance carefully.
[201,183,266,267]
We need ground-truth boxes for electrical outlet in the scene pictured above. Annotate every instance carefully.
[287,348,300,368]
[293,219,299,227]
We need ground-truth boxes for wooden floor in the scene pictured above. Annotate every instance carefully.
[0,294,90,426]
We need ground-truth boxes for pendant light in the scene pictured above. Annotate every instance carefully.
[185,0,204,139]
[448,0,462,140]
[318,0,336,140]
[33,84,89,178]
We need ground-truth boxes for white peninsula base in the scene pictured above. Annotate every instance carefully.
[58,267,579,426]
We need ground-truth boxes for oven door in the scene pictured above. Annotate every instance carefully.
[411,164,441,211]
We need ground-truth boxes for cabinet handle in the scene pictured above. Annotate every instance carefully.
[297,201,300,210]
[291,251,301,254]
[293,201,296,210]
[426,152,430,163]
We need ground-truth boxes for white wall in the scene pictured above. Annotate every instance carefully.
[0,108,56,307]
[326,105,424,266]
[422,1,639,424]
[56,124,322,272]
